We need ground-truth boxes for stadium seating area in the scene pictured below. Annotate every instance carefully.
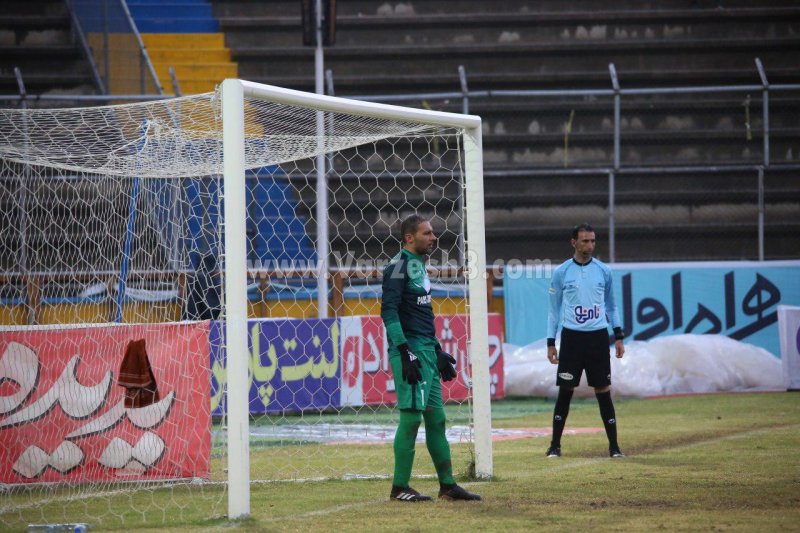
[212,0,800,261]
[1,0,97,97]
[128,0,237,94]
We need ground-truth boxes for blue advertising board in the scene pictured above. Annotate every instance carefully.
[210,318,340,415]
[504,261,800,356]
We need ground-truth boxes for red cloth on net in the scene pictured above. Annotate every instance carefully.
[118,338,160,408]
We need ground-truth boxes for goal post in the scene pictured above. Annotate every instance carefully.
[0,78,493,528]
[221,78,491,518]
[220,79,251,520]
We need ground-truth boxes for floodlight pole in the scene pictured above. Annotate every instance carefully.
[315,0,330,318]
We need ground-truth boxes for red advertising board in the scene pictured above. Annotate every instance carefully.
[0,322,211,484]
[340,313,505,407]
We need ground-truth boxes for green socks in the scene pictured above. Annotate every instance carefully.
[393,407,455,487]
[423,407,455,485]
[393,409,421,487]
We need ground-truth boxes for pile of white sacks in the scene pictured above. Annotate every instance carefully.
[504,334,783,398]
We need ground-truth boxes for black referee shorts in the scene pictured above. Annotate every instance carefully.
[556,327,612,388]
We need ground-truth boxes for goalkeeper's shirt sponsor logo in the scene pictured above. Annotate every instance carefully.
[417,294,432,305]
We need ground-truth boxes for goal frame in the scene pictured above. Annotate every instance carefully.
[220,78,490,518]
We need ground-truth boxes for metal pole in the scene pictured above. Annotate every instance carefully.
[324,68,336,241]
[457,65,469,268]
[755,58,769,262]
[103,0,110,92]
[14,68,31,323]
[168,66,182,97]
[608,171,616,262]
[314,0,329,318]
[755,58,770,167]
[757,167,765,261]
[609,63,621,262]
[119,0,164,95]
[64,0,106,94]
[116,175,140,322]
[458,64,469,115]
[325,68,334,96]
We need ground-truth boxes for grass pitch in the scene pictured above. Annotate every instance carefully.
[3,392,799,532]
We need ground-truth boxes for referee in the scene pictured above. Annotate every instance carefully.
[546,223,625,458]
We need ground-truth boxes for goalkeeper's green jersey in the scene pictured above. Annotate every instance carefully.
[381,248,436,348]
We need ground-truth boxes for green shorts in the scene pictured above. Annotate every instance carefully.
[389,342,443,411]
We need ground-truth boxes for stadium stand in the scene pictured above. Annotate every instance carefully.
[214,0,800,261]
[0,0,99,99]
[127,0,237,94]
[1,1,799,266]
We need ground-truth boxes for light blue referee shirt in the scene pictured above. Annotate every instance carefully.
[547,257,622,340]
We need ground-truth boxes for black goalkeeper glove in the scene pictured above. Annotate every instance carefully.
[435,344,457,382]
[398,343,422,385]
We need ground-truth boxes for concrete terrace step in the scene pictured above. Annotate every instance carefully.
[218,6,800,26]
[129,0,218,32]
[147,48,231,62]
[0,73,94,92]
[219,7,800,47]
[134,18,220,33]
[127,2,214,18]
[1,16,70,31]
[154,62,237,80]
[2,1,68,17]
[232,36,800,57]
[210,0,800,18]
[168,79,224,93]
[483,189,800,208]
[483,222,800,262]
[482,128,797,144]
[233,38,800,80]
[142,33,226,47]
[0,45,83,59]
[236,68,800,97]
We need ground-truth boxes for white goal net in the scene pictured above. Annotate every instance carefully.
[0,80,492,528]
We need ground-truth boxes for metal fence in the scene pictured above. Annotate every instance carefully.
[68,0,163,96]
[1,60,799,261]
[330,61,800,262]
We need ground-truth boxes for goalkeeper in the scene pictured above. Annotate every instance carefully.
[381,214,481,502]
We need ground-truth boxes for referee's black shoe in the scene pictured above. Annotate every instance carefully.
[610,448,626,458]
[439,484,482,501]
[546,445,561,458]
[390,485,432,502]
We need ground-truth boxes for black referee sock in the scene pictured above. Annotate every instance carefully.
[595,391,619,450]
[550,387,574,448]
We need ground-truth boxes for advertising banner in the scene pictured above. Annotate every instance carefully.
[0,322,211,484]
[340,314,505,407]
[211,314,505,413]
[210,318,340,415]
[505,261,800,356]
[778,305,800,390]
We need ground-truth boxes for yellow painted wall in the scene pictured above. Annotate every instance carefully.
[0,296,506,329]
